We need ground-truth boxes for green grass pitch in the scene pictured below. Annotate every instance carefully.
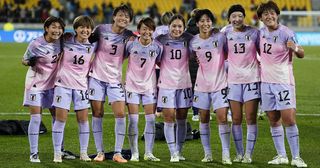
[0,43,319,167]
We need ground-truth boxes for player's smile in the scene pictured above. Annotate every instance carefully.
[169,19,184,39]
[261,10,278,30]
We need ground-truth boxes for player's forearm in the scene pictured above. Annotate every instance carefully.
[294,46,304,58]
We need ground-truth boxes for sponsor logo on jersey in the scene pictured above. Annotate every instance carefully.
[162,96,168,103]
[193,96,199,102]
[133,51,138,54]
[149,50,156,57]
[127,92,132,98]
[197,46,201,50]
[69,47,73,51]
[229,37,233,41]
[56,95,62,103]
[286,102,291,105]
[89,88,95,95]
[30,94,36,101]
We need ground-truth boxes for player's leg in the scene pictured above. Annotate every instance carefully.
[126,92,140,162]
[230,100,244,162]
[88,77,106,161]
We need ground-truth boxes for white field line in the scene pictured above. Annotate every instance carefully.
[0,112,319,116]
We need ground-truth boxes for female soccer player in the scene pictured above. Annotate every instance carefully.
[52,15,96,163]
[87,4,135,163]
[156,14,193,162]
[125,17,163,162]
[222,4,260,163]
[257,1,307,167]
[190,9,231,165]
[22,16,65,163]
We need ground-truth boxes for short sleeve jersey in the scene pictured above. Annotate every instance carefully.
[190,32,228,92]
[55,34,97,90]
[259,24,297,85]
[89,24,134,83]
[222,25,260,84]
[125,38,163,93]
[156,33,193,89]
[23,36,61,91]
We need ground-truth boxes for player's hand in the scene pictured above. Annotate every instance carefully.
[28,57,37,66]
[286,41,296,51]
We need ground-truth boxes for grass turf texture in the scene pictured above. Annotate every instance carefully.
[0,43,319,167]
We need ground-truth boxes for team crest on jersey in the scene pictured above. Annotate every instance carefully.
[245,35,250,41]
[87,47,91,53]
[30,94,36,101]
[89,88,95,95]
[162,96,168,104]
[127,92,132,99]
[56,96,62,103]
[149,50,156,57]
[183,41,187,47]
[273,36,278,43]
[193,96,199,102]
[212,41,218,48]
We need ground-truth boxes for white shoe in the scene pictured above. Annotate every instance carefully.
[268,155,289,165]
[222,155,232,165]
[178,153,186,161]
[30,153,40,163]
[130,152,139,162]
[170,152,179,162]
[80,152,91,162]
[242,153,252,164]
[53,152,62,163]
[94,152,105,162]
[201,154,213,163]
[257,109,265,120]
[62,150,76,160]
[144,153,160,162]
[233,154,243,162]
[291,157,307,167]
[192,115,199,121]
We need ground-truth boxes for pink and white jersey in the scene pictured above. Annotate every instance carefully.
[23,36,61,91]
[125,38,163,94]
[55,34,96,90]
[222,25,260,84]
[156,33,193,89]
[259,24,297,85]
[152,25,169,38]
[190,32,228,92]
[89,24,134,83]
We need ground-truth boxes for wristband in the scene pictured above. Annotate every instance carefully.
[294,46,299,52]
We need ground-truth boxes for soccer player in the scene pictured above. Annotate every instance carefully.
[125,17,163,162]
[222,4,260,163]
[22,16,65,163]
[257,1,307,167]
[87,4,135,163]
[190,9,231,165]
[51,15,96,163]
[156,14,193,162]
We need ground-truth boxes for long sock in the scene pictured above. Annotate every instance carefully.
[285,125,300,158]
[92,117,104,153]
[128,114,139,154]
[164,122,176,155]
[246,124,257,156]
[52,120,66,153]
[219,124,231,157]
[271,126,287,156]
[144,114,156,154]
[79,121,90,153]
[200,122,211,156]
[28,114,41,154]
[114,117,126,153]
[176,119,187,153]
[232,124,244,156]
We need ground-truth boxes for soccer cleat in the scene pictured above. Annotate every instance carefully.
[62,150,76,160]
[80,152,91,162]
[242,153,252,164]
[192,115,199,121]
[268,155,289,165]
[113,153,128,163]
[257,109,265,120]
[178,153,186,161]
[53,152,62,163]
[170,152,180,162]
[30,153,41,163]
[130,152,139,162]
[94,152,105,162]
[222,155,232,165]
[233,154,243,162]
[144,153,160,162]
[291,157,307,167]
[201,154,213,163]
